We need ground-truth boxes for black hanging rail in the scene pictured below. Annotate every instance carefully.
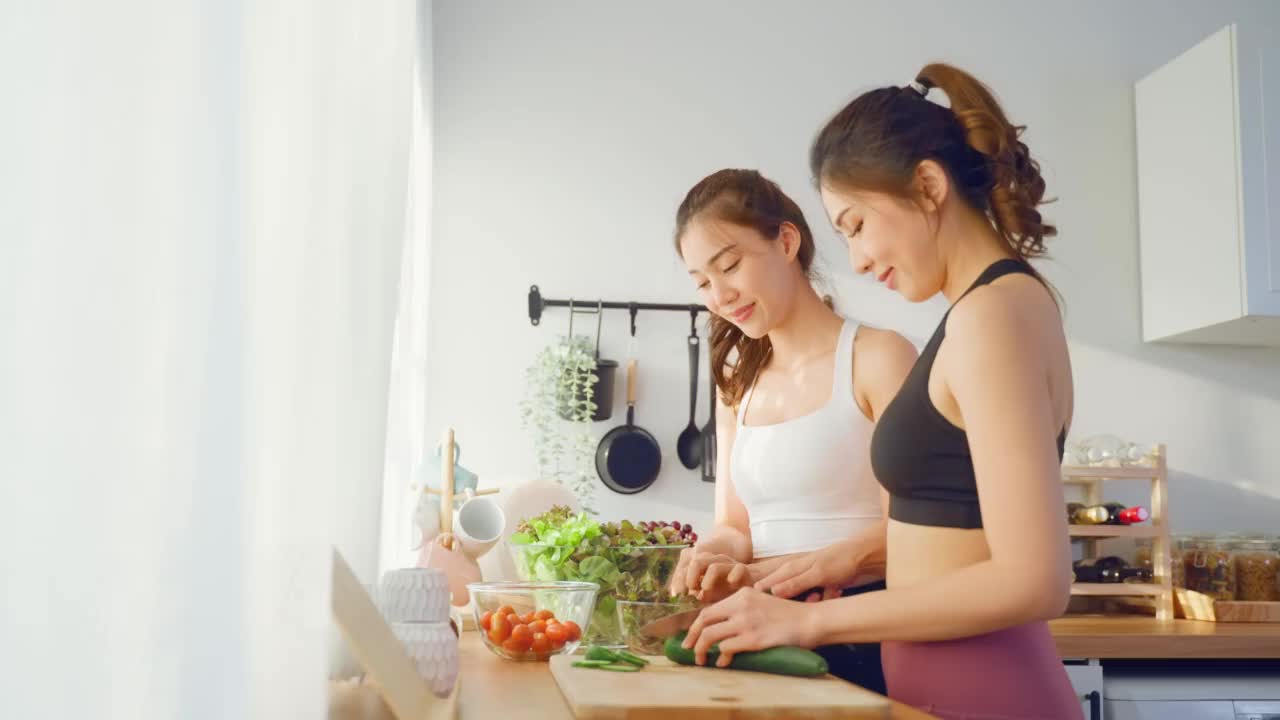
[528,285,707,334]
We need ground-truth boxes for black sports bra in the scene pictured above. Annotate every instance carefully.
[870,259,1066,529]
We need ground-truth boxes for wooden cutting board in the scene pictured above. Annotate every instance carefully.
[550,654,888,719]
[1214,601,1280,622]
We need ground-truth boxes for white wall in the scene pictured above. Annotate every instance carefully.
[428,0,1280,550]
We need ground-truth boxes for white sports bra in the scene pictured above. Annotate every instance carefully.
[730,319,883,560]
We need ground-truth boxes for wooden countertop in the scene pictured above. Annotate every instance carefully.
[455,632,938,719]
[339,621,1279,719]
[1051,616,1280,659]
[451,619,1280,718]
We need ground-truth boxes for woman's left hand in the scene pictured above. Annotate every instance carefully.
[682,587,820,667]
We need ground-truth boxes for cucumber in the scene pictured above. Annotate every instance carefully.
[663,631,828,677]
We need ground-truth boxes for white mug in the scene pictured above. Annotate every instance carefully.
[451,489,505,560]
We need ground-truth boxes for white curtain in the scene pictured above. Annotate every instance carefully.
[379,0,436,576]
[0,1,414,718]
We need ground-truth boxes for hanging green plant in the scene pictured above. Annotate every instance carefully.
[520,334,600,513]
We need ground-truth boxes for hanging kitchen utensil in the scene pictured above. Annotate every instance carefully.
[595,358,661,494]
[589,302,619,422]
[559,299,618,422]
[700,343,716,483]
[676,311,703,470]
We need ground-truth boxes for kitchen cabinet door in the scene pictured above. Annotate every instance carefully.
[1065,662,1105,720]
[1135,23,1280,345]
[1106,700,1236,720]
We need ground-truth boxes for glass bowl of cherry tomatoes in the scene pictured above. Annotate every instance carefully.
[467,581,597,661]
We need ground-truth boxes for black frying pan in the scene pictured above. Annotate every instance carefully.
[596,359,661,494]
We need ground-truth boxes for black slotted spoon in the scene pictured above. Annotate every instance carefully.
[676,313,703,470]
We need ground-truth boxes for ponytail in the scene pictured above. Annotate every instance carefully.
[810,62,1056,267]
[914,63,1055,258]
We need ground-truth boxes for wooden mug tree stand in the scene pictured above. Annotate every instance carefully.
[421,429,499,554]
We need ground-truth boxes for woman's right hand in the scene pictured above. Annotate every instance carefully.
[752,542,856,600]
[670,546,750,601]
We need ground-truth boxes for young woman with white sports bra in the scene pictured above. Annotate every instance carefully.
[668,168,916,692]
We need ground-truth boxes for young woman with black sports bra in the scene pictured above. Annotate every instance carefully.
[683,64,1081,720]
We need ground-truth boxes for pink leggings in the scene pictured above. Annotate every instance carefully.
[881,621,1083,720]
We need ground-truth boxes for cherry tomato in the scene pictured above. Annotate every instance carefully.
[506,613,522,628]
[534,609,556,621]
[488,614,511,644]
[527,620,547,635]
[495,605,515,619]
[479,611,494,631]
[519,611,537,624]
[545,623,567,649]
[501,637,529,655]
[561,620,581,642]
[530,632,551,655]
[504,625,533,654]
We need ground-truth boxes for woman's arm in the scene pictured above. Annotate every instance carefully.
[685,290,1073,661]
[750,515,886,600]
[670,394,752,597]
[702,394,751,558]
[851,325,918,424]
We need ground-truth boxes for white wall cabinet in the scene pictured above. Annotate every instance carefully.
[1135,24,1280,345]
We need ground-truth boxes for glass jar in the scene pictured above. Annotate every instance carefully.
[1182,535,1236,600]
[1274,535,1280,601]
[1231,538,1278,602]
[1170,534,1192,588]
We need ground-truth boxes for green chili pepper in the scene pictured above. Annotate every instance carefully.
[594,663,642,672]
[584,646,622,663]
[615,650,649,666]
[573,659,643,672]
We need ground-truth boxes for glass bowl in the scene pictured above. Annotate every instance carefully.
[507,542,688,647]
[616,599,698,656]
[466,581,598,661]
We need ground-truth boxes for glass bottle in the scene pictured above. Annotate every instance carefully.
[1072,504,1110,525]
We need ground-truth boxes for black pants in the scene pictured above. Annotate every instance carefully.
[790,580,887,695]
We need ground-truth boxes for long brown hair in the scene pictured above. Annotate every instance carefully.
[674,169,820,409]
[810,63,1056,282]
